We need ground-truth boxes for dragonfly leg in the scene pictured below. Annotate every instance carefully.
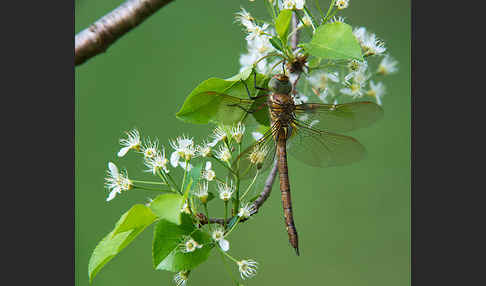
[227,103,256,114]
[228,102,267,114]
[241,77,270,100]
[252,69,270,92]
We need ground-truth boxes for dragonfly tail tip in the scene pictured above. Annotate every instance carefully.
[294,247,300,256]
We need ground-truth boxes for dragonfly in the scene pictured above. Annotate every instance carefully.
[202,71,383,255]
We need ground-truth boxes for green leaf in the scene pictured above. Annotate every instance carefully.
[275,9,293,45]
[225,66,253,81]
[149,194,185,225]
[307,56,322,69]
[152,214,213,272]
[302,22,363,61]
[88,204,157,283]
[269,37,284,53]
[176,73,267,126]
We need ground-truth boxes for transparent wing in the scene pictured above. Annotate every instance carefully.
[196,91,255,126]
[232,121,279,180]
[286,119,366,168]
[294,101,384,133]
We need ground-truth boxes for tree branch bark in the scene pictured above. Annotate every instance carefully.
[75,0,175,66]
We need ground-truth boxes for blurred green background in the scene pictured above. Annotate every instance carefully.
[75,0,410,285]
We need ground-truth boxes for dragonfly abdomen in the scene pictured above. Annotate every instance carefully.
[276,131,300,256]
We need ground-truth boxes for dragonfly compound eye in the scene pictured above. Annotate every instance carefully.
[268,75,292,94]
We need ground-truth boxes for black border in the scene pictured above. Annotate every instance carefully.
[5,0,75,284]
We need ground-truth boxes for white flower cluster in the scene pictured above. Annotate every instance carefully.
[107,124,263,286]
[303,26,398,106]
[235,8,280,74]
[234,4,398,107]
[104,120,253,201]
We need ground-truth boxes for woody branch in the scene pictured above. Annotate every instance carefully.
[75,0,175,66]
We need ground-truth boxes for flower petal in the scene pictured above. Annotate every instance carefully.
[106,189,118,201]
[108,162,119,177]
[117,146,130,157]
[219,239,230,252]
[205,161,212,171]
[207,138,219,147]
[170,152,180,167]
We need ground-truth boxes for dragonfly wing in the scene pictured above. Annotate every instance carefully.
[294,101,384,133]
[202,91,256,126]
[232,122,278,180]
[287,120,366,168]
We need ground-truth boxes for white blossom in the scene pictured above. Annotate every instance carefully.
[237,259,258,279]
[212,226,230,252]
[214,145,232,163]
[361,32,386,56]
[377,54,399,75]
[280,0,305,10]
[170,135,196,167]
[174,271,189,286]
[238,202,257,219]
[366,81,386,106]
[218,180,235,201]
[308,71,340,90]
[249,144,269,166]
[196,140,212,157]
[208,126,230,147]
[140,137,159,159]
[117,129,141,157]
[194,181,209,203]
[201,161,216,181]
[179,236,203,253]
[144,147,169,174]
[329,16,346,24]
[336,0,349,10]
[245,22,270,41]
[104,162,133,201]
[353,27,367,45]
[231,122,246,143]
[234,7,254,30]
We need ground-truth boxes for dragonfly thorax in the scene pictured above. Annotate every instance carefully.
[269,93,296,127]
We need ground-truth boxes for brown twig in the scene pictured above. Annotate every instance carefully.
[75,0,175,66]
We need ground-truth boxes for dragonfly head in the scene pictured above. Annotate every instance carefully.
[268,74,292,94]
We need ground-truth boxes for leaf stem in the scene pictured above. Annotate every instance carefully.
[163,171,181,193]
[180,159,189,194]
[132,185,168,192]
[131,180,167,185]
[224,216,241,238]
[254,52,287,67]
[241,170,260,200]
[224,201,228,229]
[314,0,325,19]
[217,248,239,284]
[304,5,319,29]
[213,156,237,176]
[203,203,212,232]
[322,0,337,23]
